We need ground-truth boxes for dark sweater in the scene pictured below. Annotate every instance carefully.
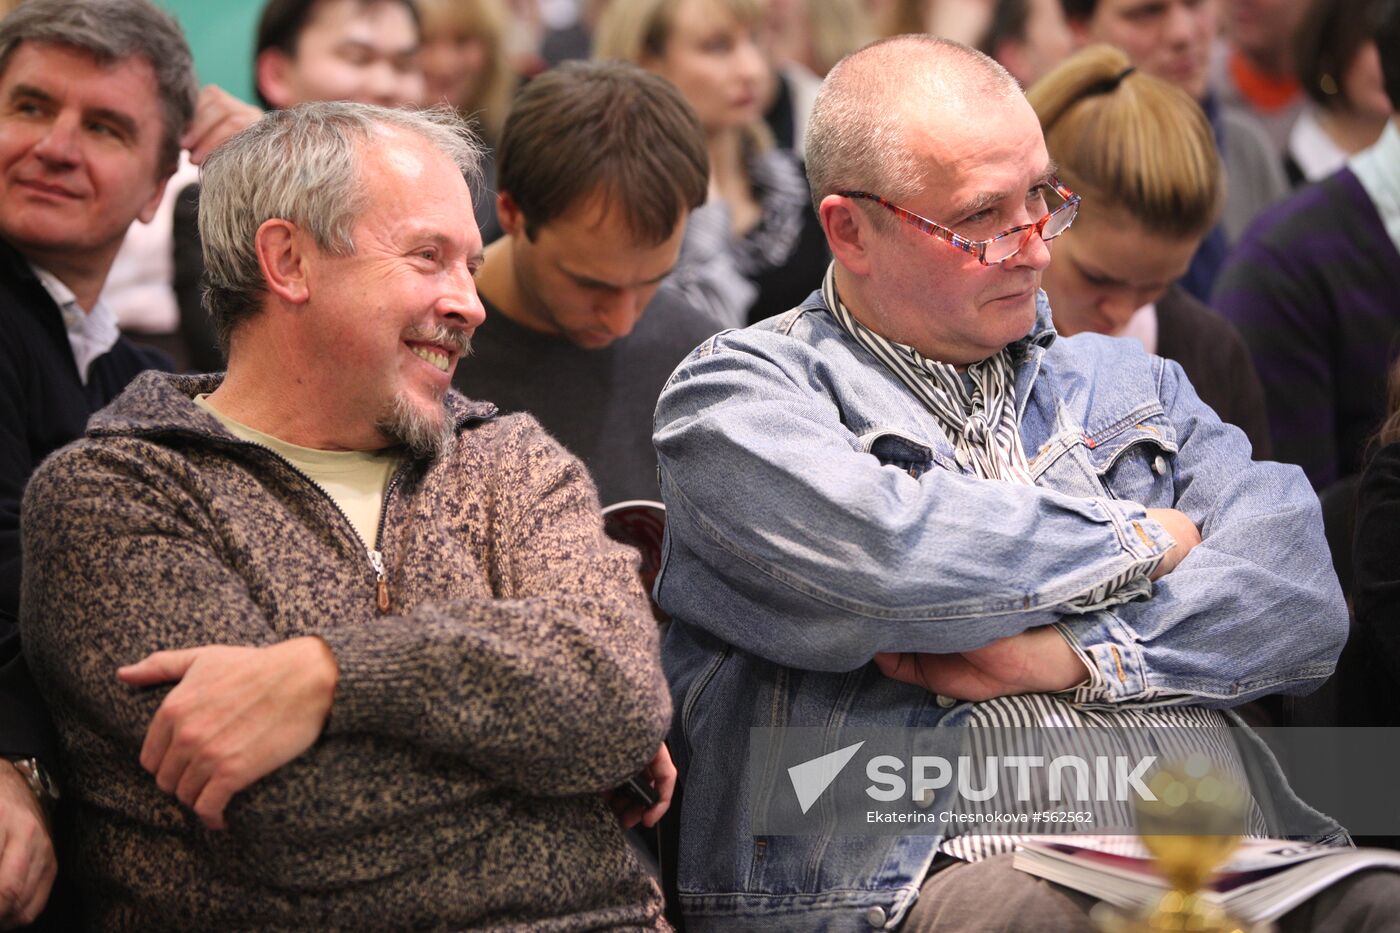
[21,372,670,931]
[1213,167,1400,489]
[1156,285,1273,459]
[454,289,720,505]
[1352,442,1400,722]
[0,239,170,764]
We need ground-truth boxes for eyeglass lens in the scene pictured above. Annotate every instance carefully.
[983,198,1078,264]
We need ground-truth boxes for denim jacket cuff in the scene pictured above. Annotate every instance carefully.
[1053,612,1150,703]
[1095,498,1175,562]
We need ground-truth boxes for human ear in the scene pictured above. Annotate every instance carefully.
[254,219,311,306]
[254,49,296,110]
[496,190,526,238]
[819,194,874,277]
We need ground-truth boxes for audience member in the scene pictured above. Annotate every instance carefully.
[768,0,873,78]
[454,61,717,505]
[1284,0,1390,186]
[176,0,432,373]
[653,34,1358,931]
[979,0,1074,87]
[595,0,830,327]
[254,0,425,109]
[418,0,518,244]
[1212,0,1400,491]
[762,0,874,156]
[1029,44,1271,454]
[1061,0,1287,299]
[20,101,672,930]
[0,0,196,925]
[1211,0,1308,155]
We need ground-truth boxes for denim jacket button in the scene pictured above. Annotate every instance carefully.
[954,448,971,468]
[1153,455,1167,475]
[936,694,957,708]
[865,905,888,928]
[914,788,936,809]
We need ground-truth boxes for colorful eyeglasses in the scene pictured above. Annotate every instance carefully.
[837,180,1081,266]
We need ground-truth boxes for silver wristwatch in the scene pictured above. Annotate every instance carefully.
[7,757,60,813]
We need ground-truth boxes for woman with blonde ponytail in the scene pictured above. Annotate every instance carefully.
[1028,44,1272,456]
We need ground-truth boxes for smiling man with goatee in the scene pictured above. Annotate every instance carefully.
[18,101,673,931]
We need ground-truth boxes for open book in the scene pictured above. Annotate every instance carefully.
[1013,836,1400,922]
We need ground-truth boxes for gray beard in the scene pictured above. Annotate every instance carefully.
[376,392,455,460]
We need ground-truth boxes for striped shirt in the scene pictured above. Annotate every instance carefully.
[821,265,1242,861]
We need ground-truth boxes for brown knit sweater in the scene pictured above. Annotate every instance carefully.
[20,372,672,932]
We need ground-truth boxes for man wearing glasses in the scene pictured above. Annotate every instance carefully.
[651,35,1367,932]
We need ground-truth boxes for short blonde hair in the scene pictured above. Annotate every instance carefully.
[416,0,516,142]
[1027,44,1222,239]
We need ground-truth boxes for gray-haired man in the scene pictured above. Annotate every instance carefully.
[19,101,672,930]
[0,0,199,924]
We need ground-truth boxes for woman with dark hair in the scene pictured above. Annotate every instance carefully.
[1285,0,1392,186]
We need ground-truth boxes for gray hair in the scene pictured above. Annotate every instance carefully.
[805,35,1022,220]
[0,0,197,175]
[199,101,483,350]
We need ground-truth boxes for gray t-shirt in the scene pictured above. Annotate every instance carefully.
[453,286,722,506]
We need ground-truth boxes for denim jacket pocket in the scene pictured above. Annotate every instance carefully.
[1083,411,1179,505]
[859,429,954,479]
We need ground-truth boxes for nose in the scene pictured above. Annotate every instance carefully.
[437,263,486,330]
[596,289,644,340]
[1006,222,1053,272]
[365,60,423,107]
[1096,293,1138,332]
[31,111,80,166]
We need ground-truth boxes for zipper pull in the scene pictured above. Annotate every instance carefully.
[369,549,390,614]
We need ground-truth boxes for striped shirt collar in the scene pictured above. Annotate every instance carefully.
[820,263,1050,484]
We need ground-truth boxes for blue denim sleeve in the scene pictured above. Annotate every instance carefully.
[1055,357,1347,707]
[652,334,1175,673]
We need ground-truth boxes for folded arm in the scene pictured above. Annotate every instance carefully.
[1055,358,1347,707]
[21,426,668,838]
[652,335,1175,672]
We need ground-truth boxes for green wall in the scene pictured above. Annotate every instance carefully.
[156,0,263,104]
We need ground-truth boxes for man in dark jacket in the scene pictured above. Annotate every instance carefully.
[0,0,196,924]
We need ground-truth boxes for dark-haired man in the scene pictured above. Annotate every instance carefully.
[454,60,720,506]
[253,0,424,110]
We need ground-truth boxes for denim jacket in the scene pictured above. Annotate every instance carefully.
[652,291,1348,931]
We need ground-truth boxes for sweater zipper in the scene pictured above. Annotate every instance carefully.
[236,441,403,615]
[371,467,409,614]
[144,405,496,616]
